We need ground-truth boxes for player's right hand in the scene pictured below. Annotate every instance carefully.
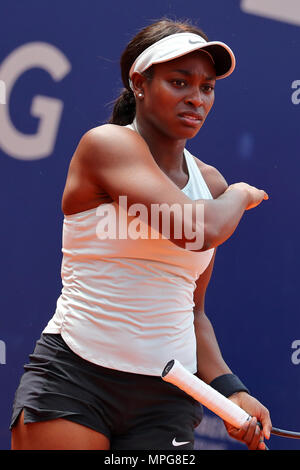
[226,182,269,210]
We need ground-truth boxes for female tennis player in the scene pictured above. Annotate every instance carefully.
[10,18,272,450]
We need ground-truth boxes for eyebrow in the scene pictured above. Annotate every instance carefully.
[172,69,216,81]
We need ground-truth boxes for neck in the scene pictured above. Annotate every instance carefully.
[132,117,187,175]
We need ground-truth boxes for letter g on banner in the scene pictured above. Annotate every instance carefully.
[0,42,71,160]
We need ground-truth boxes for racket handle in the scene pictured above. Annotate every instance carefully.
[162,359,251,429]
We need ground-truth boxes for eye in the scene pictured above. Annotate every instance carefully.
[202,84,215,93]
[171,79,187,88]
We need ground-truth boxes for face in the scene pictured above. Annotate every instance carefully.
[133,50,216,141]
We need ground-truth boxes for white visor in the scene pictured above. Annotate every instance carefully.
[129,32,236,88]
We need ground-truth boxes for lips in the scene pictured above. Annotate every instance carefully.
[178,112,203,126]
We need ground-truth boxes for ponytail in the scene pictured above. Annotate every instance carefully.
[108,88,136,126]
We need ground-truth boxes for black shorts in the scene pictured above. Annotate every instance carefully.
[10,333,203,450]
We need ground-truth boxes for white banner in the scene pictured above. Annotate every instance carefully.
[241,0,300,26]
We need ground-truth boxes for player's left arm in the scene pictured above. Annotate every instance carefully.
[193,249,232,383]
[193,160,272,449]
[193,253,272,449]
[192,158,233,383]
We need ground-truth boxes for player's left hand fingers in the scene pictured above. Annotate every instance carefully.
[258,406,272,440]
[242,417,264,450]
[228,392,272,441]
[225,417,265,450]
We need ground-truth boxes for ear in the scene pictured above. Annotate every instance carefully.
[130,72,147,98]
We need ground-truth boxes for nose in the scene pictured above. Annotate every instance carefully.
[184,87,204,108]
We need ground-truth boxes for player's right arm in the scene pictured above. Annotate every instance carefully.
[74,124,268,251]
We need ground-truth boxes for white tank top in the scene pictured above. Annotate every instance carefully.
[43,126,214,376]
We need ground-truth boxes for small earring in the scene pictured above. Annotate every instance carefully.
[137,92,144,98]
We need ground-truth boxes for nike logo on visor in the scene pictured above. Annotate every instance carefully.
[172,438,190,447]
[189,39,205,44]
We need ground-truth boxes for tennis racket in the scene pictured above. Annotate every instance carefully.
[162,359,300,443]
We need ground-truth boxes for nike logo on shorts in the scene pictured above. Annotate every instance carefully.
[172,437,190,447]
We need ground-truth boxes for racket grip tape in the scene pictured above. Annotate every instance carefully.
[162,359,252,429]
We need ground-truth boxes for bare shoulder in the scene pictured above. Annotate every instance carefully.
[82,123,145,153]
[75,123,151,169]
[61,124,151,215]
[85,123,136,140]
[193,156,228,199]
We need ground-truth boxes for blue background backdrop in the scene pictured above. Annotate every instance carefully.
[0,0,299,450]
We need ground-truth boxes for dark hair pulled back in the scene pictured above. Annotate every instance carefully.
[108,18,208,126]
